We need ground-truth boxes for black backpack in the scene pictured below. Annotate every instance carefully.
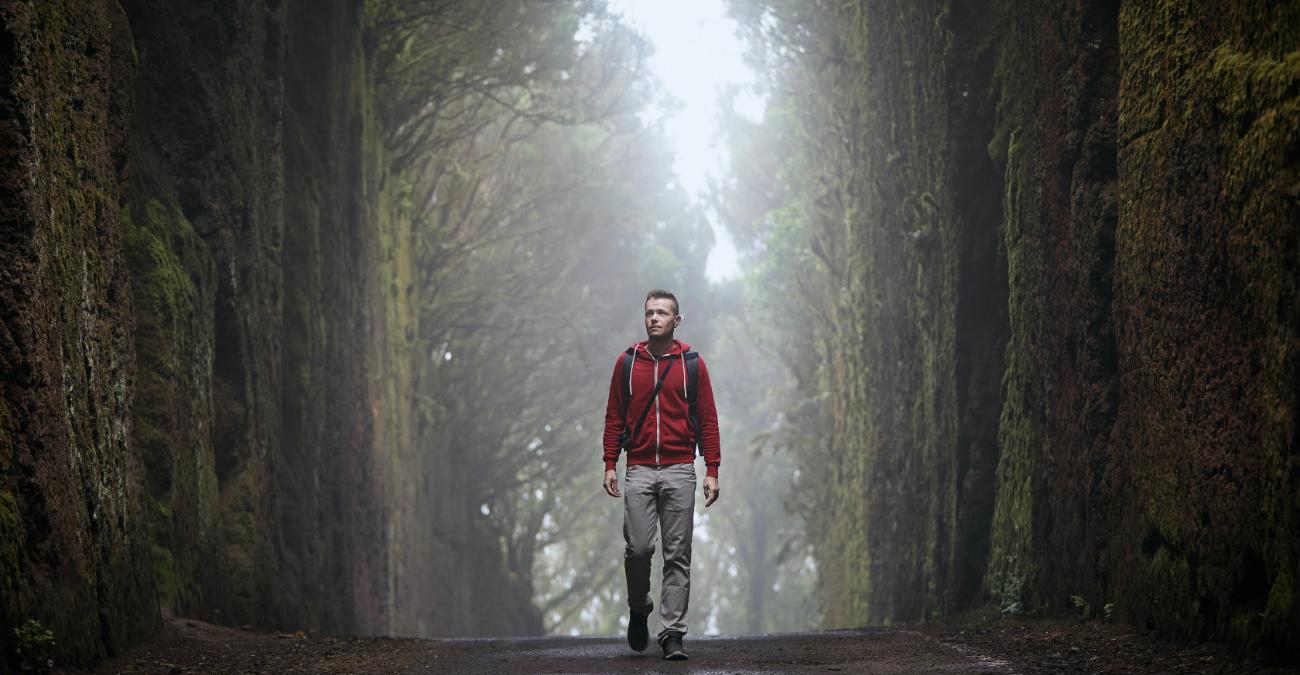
[620,348,702,456]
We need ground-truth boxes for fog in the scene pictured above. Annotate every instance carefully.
[372,0,820,635]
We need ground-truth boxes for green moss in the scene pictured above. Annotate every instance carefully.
[121,200,201,317]
[121,195,222,619]
[1141,547,1200,636]
[122,198,197,578]
[150,544,178,610]
[986,5,1023,165]
[1262,564,1296,652]
[984,128,1039,611]
[0,490,21,617]
[1113,3,1300,654]
[218,467,266,622]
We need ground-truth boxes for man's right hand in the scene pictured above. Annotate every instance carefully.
[603,469,620,498]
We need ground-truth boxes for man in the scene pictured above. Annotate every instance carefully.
[603,289,720,661]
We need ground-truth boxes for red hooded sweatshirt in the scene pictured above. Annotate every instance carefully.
[603,339,720,477]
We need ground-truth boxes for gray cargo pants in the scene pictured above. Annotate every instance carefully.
[623,462,696,638]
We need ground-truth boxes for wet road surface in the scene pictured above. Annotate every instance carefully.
[66,615,1296,674]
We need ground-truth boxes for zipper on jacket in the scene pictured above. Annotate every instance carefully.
[653,355,660,464]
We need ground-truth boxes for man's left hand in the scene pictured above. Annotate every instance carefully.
[703,476,719,507]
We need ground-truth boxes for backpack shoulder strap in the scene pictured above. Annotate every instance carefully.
[682,350,701,456]
[621,347,636,411]
[682,350,699,403]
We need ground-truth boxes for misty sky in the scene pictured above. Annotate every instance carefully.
[605,0,765,281]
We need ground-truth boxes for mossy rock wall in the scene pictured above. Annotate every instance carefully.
[783,0,1298,656]
[773,0,1011,630]
[0,0,157,663]
[1107,1,1299,650]
[1,0,539,665]
[120,0,290,630]
[278,0,392,635]
[983,0,1299,654]
[984,0,1122,621]
[121,197,222,622]
[807,0,971,627]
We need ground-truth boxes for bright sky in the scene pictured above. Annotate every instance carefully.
[605,0,764,281]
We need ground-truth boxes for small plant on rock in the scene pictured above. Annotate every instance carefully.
[997,572,1028,616]
[12,618,55,674]
[1069,593,1090,619]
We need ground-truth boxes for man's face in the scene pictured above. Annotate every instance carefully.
[644,298,680,339]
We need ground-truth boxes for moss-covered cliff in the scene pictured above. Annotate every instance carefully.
[815,0,964,626]
[121,0,289,630]
[0,0,539,665]
[984,0,1122,625]
[0,0,156,664]
[735,0,1299,656]
[987,0,1299,652]
[1111,1,1299,650]
[749,0,1002,628]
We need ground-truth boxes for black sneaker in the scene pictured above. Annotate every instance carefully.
[659,631,687,660]
[627,605,651,652]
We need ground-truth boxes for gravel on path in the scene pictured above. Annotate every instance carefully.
[57,614,1297,675]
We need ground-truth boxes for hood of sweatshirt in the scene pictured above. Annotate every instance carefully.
[630,339,691,358]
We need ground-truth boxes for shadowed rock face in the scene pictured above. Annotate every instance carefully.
[1,0,538,666]
[986,0,1299,653]
[1107,3,1299,650]
[121,0,290,633]
[0,0,155,664]
[984,0,1123,633]
[754,0,1298,656]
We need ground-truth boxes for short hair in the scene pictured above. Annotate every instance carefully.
[645,289,679,316]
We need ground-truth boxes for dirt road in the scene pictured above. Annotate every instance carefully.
[63,615,1296,674]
